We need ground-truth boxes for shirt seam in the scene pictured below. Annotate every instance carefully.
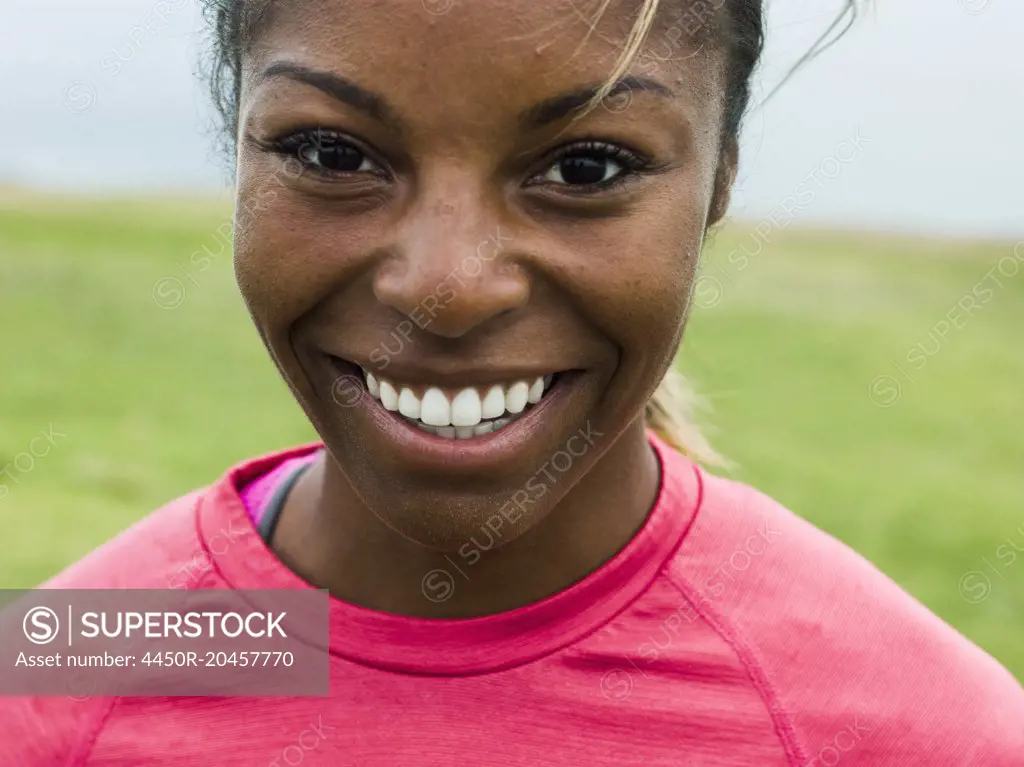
[195,444,707,679]
[68,493,216,765]
[663,559,809,766]
[66,697,119,767]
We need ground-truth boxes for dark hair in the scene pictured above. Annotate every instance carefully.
[199,0,861,153]
[722,0,860,139]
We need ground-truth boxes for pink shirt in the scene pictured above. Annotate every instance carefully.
[240,450,318,527]
[2,435,1022,765]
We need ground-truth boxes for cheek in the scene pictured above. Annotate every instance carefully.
[559,195,706,359]
[630,184,712,336]
[232,161,372,332]
[631,217,702,329]
[232,164,296,319]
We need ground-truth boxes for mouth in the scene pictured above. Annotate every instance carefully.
[363,369,558,439]
[326,355,583,465]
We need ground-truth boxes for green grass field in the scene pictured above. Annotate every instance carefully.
[1,190,1021,680]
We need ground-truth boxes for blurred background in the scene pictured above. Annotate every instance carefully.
[1,0,1021,678]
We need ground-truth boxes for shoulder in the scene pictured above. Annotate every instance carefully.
[0,694,114,765]
[0,491,203,759]
[40,444,319,590]
[42,488,210,590]
[664,468,1024,764]
[0,447,315,756]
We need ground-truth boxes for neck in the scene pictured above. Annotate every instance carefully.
[270,419,661,618]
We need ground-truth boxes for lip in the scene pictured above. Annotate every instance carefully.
[332,356,562,389]
[327,355,583,473]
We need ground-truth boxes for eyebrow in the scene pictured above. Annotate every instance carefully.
[519,76,675,129]
[256,63,673,133]
[258,62,407,131]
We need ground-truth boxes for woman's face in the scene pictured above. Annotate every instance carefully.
[233,0,732,547]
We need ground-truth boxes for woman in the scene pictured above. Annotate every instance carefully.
[4,0,1022,763]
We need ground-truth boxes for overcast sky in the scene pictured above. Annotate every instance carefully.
[1,0,1021,238]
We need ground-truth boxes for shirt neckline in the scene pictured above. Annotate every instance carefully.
[199,433,703,676]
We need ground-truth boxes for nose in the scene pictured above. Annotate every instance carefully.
[373,194,528,339]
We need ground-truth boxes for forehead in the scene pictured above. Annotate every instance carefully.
[242,0,726,131]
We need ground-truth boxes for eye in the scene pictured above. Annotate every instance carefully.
[543,155,624,186]
[298,137,378,173]
[266,129,386,177]
[532,141,651,191]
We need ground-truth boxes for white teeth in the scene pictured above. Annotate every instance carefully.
[481,386,506,419]
[420,387,451,427]
[360,372,560,439]
[505,381,529,414]
[528,377,544,404]
[379,380,399,411]
[417,414,520,439]
[451,388,482,427]
[398,388,421,419]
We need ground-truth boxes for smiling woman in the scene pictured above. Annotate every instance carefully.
[3,0,1023,764]
[226,0,738,563]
